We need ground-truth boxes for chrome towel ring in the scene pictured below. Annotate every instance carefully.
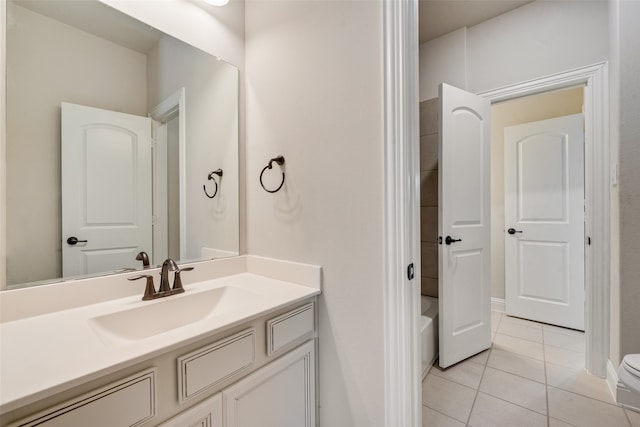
[260,155,285,193]
[203,169,223,198]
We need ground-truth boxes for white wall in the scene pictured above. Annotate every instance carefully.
[5,3,147,285]
[609,0,621,369]
[609,0,640,367]
[419,28,466,101]
[245,1,386,425]
[420,0,609,102]
[147,35,239,260]
[1,0,6,289]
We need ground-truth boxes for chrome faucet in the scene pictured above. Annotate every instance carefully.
[128,258,194,301]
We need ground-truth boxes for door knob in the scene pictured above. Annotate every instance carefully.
[507,228,523,235]
[445,236,462,245]
[66,236,88,245]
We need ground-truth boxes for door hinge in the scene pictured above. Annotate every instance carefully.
[407,263,415,280]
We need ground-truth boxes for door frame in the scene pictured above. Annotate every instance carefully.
[149,88,187,263]
[382,0,421,426]
[479,62,609,377]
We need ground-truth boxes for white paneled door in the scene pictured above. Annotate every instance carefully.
[504,114,585,330]
[62,102,152,277]
[438,84,492,368]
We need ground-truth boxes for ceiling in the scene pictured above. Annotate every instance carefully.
[419,0,534,44]
[14,0,533,52]
[10,0,162,53]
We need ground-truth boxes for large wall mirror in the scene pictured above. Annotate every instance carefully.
[5,0,240,289]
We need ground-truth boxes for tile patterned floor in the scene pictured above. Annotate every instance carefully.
[422,311,640,427]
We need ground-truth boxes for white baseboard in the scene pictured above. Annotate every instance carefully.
[607,359,620,398]
[607,359,640,412]
[491,297,505,312]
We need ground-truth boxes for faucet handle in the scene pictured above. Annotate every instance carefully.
[128,275,156,300]
[173,267,194,291]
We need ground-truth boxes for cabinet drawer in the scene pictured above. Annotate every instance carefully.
[12,369,155,427]
[177,328,255,403]
[266,302,315,355]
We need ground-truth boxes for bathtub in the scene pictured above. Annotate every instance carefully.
[421,295,439,378]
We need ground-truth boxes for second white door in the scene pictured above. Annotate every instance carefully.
[504,114,585,330]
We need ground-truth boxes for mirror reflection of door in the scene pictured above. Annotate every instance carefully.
[61,102,153,277]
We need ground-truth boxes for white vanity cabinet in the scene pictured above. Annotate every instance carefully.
[7,370,156,427]
[223,340,315,427]
[5,300,317,427]
[161,340,316,427]
[159,394,223,427]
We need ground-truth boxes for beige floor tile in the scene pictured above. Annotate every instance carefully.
[501,315,543,330]
[431,358,485,389]
[549,418,577,427]
[497,321,544,343]
[479,367,547,414]
[544,329,585,353]
[422,406,465,427]
[491,311,503,332]
[545,362,614,403]
[545,345,585,369]
[487,348,546,383]
[468,392,547,427]
[626,408,640,427]
[422,374,476,423]
[547,386,630,427]
[468,349,490,366]
[493,333,544,360]
[543,323,584,335]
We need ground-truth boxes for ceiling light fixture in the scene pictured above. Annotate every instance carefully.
[203,0,229,6]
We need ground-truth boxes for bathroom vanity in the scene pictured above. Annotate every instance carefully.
[0,256,320,427]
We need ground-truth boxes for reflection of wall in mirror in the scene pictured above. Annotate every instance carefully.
[148,36,239,261]
[6,3,147,285]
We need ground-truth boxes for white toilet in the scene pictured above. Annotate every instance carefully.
[618,354,640,394]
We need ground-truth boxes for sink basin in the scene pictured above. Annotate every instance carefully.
[89,287,255,343]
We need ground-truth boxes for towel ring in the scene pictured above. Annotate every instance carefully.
[203,169,223,199]
[260,155,285,193]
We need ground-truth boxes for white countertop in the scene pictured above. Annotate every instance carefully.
[0,256,321,413]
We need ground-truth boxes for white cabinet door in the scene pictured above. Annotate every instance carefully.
[223,340,315,427]
[504,114,585,330]
[159,393,222,427]
[438,83,492,368]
